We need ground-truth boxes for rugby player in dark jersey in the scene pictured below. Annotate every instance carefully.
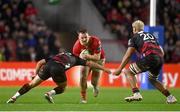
[113,20,177,104]
[7,51,111,104]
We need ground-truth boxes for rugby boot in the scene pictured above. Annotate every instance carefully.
[44,93,54,104]
[166,95,177,104]
[125,92,143,102]
[93,87,99,97]
[6,98,16,104]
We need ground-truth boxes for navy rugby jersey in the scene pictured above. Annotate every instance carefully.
[128,31,163,57]
[46,52,87,70]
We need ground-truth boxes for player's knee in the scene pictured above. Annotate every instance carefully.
[80,75,87,81]
[91,79,98,86]
[28,82,36,88]
[124,69,134,77]
[91,76,99,85]
[80,67,89,75]
[148,75,157,84]
[29,80,40,88]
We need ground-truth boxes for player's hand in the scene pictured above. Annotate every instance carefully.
[82,54,88,59]
[31,74,36,80]
[113,69,122,76]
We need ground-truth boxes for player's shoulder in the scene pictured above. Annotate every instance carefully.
[75,39,80,44]
[134,32,142,38]
[133,31,146,40]
[90,36,102,44]
[73,39,82,54]
[128,34,138,45]
[91,36,101,41]
[73,39,81,46]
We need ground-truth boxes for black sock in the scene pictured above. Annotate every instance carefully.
[162,89,171,97]
[18,83,32,95]
[53,87,65,94]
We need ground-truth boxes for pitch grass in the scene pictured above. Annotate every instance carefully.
[0,87,179,111]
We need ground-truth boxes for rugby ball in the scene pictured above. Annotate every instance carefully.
[79,49,90,59]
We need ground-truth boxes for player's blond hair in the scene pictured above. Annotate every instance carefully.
[132,20,144,31]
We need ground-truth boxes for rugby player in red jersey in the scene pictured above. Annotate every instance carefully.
[73,29,105,103]
[113,20,177,104]
[6,51,111,104]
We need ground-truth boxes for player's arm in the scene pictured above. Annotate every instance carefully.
[75,55,110,73]
[84,52,101,61]
[86,61,111,74]
[35,59,46,74]
[114,47,136,76]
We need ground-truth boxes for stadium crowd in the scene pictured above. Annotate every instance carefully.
[0,0,179,63]
[0,0,61,61]
[92,0,180,63]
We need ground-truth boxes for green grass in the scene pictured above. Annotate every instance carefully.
[0,87,179,111]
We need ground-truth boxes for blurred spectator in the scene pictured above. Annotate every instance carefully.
[92,0,180,63]
[171,41,180,63]
[0,0,61,62]
[106,8,125,33]
[25,32,37,47]
[24,1,37,22]
[0,20,5,33]
[16,40,30,61]
[95,0,112,18]
[28,46,36,61]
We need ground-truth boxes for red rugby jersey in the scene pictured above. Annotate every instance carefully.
[73,36,105,59]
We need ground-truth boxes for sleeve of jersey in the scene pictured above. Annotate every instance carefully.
[93,40,102,54]
[45,56,52,62]
[72,41,81,57]
[75,56,87,66]
[128,38,135,48]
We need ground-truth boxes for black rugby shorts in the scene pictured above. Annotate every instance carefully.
[129,54,163,78]
[38,60,67,83]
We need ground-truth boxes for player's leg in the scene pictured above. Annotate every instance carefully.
[80,66,90,103]
[124,56,153,102]
[6,75,44,103]
[147,55,177,103]
[45,81,67,103]
[91,59,105,97]
[91,70,100,97]
[7,62,51,103]
[123,68,142,102]
[44,62,67,103]
[148,64,177,104]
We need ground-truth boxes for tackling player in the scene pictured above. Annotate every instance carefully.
[6,51,111,104]
[73,28,105,103]
[113,20,177,104]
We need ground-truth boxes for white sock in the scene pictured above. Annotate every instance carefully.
[47,90,56,96]
[134,92,140,95]
[12,92,21,99]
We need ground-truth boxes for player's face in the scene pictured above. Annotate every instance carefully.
[132,26,136,34]
[78,33,90,46]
